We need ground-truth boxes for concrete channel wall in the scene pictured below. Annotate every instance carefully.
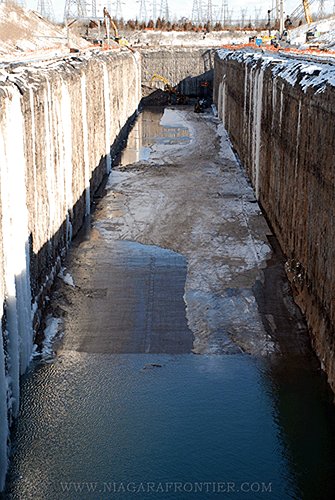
[214,49,335,394]
[0,49,141,488]
[140,48,215,96]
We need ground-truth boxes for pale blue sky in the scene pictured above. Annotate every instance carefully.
[24,0,333,24]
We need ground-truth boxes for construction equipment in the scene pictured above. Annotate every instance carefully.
[103,7,129,45]
[150,73,190,104]
[290,0,317,25]
[302,0,313,23]
[150,73,177,93]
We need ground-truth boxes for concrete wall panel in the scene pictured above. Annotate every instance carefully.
[214,50,335,394]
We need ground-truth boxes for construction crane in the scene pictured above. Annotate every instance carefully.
[302,0,313,23]
[290,0,317,25]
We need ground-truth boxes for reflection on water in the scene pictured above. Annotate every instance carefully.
[115,107,190,167]
[4,353,335,500]
[2,108,335,500]
[259,355,335,500]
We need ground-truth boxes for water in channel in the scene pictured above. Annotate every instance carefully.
[2,107,335,500]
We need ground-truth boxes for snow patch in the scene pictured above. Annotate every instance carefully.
[59,268,75,287]
[42,315,63,359]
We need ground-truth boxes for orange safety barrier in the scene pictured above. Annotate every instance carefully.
[219,42,330,57]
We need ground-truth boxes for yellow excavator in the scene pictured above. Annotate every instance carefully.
[103,8,129,46]
[150,73,190,104]
[150,73,176,93]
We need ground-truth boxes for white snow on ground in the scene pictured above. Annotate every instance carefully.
[218,48,335,92]
[288,15,335,50]
[42,315,63,359]
[127,29,266,48]
[58,268,75,287]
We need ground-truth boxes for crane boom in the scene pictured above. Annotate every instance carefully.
[290,0,316,24]
[302,0,313,23]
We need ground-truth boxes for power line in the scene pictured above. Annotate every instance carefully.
[152,0,157,22]
[206,0,213,23]
[63,0,87,20]
[37,0,55,22]
[160,0,169,21]
[114,0,123,19]
[191,0,202,25]
[139,0,147,22]
[318,0,326,19]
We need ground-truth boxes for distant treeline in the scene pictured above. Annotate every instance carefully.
[113,17,277,32]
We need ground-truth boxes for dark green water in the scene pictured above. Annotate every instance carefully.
[3,351,335,500]
[3,108,335,500]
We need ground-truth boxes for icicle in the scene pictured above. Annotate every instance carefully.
[136,113,143,163]
[243,62,248,137]
[251,68,264,198]
[295,100,302,172]
[0,328,8,491]
[44,80,56,240]
[248,66,254,154]
[29,89,38,250]
[55,84,65,232]
[81,74,90,216]
[103,63,111,174]
[60,81,73,244]
[218,81,223,122]
[0,88,33,413]
[272,78,277,130]
[131,51,141,113]
[221,77,226,129]
[279,82,284,134]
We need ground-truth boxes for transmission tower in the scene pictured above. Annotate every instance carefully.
[63,0,87,20]
[160,0,169,21]
[152,0,157,22]
[92,0,96,17]
[219,0,229,27]
[106,0,112,13]
[206,0,213,23]
[318,0,325,19]
[191,0,202,24]
[240,7,247,28]
[139,0,147,22]
[37,0,55,22]
[114,0,123,19]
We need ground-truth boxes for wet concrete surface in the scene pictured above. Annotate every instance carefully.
[55,239,192,354]
[50,105,311,359]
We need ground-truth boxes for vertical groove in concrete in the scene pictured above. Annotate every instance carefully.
[0,49,141,489]
[214,50,335,395]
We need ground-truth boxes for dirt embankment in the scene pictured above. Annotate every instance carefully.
[0,3,90,61]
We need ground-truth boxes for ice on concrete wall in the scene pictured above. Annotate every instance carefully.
[217,48,335,93]
[0,51,142,491]
[0,87,33,490]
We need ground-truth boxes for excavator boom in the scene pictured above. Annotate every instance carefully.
[103,7,119,40]
[150,73,169,88]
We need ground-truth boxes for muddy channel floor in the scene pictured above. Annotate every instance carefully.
[49,106,312,361]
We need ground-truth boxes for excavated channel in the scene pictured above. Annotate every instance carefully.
[2,106,335,500]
